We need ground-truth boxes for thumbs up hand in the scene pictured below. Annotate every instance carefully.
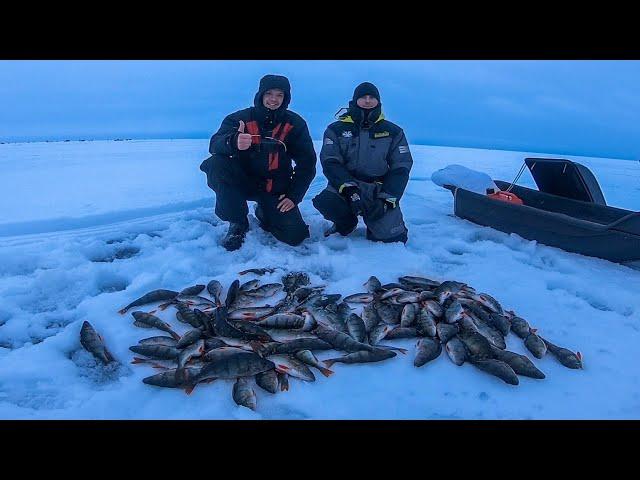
[236,120,252,151]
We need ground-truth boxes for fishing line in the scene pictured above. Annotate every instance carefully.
[247,134,287,152]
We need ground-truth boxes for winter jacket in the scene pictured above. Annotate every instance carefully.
[201,100,317,205]
[319,106,413,204]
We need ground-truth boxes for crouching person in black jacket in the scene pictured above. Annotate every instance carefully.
[312,82,413,244]
[200,75,317,251]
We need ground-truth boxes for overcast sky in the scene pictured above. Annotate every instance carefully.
[1,60,639,159]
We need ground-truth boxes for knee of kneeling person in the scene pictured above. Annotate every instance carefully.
[279,226,310,246]
[311,193,326,210]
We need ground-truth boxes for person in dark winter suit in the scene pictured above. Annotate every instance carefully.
[312,82,413,243]
[200,74,317,251]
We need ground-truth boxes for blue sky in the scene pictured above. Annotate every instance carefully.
[1,60,639,159]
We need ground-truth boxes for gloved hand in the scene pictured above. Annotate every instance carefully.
[341,185,363,217]
[366,198,396,221]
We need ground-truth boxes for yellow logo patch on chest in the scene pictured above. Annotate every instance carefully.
[374,131,390,138]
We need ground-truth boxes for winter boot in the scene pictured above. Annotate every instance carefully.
[221,220,249,251]
[324,222,357,237]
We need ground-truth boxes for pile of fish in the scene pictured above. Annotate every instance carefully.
[80,269,583,411]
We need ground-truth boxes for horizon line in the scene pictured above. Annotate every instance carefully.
[0,136,636,162]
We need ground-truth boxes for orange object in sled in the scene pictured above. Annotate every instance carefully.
[488,190,524,205]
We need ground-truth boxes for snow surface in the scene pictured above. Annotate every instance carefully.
[1,139,639,419]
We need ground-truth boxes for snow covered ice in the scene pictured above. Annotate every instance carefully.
[1,139,640,419]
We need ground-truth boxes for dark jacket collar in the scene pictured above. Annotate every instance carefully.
[345,102,383,128]
[339,103,385,128]
[252,103,288,129]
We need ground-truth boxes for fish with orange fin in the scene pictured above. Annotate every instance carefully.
[178,340,205,369]
[323,349,396,367]
[129,344,179,360]
[294,350,334,377]
[414,338,442,367]
[276,371,289,391]
[232,377,257,410]
[541,337,583,369]
[80,321,115,365]
[131,311,180,340]
[142,367,203,394]
[270,355,316,382]
[471,359,519,385]
[206,280,223,306]
[255,370,279,393]
[239,267,276,276]
[180,284,206,296]
[118,289,179,314]
[131,357,177,369]
[524,329,547,358]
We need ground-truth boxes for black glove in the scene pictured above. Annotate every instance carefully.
[341,185,363,217]
[366,198,396,221]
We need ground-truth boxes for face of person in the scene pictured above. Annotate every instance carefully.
[356,95,379,109]
[263,89,285,110]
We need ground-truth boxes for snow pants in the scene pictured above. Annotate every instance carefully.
[202,156,310,247]
[312,183,408,243]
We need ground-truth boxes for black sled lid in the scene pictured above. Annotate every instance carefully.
[524,157,607,205]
